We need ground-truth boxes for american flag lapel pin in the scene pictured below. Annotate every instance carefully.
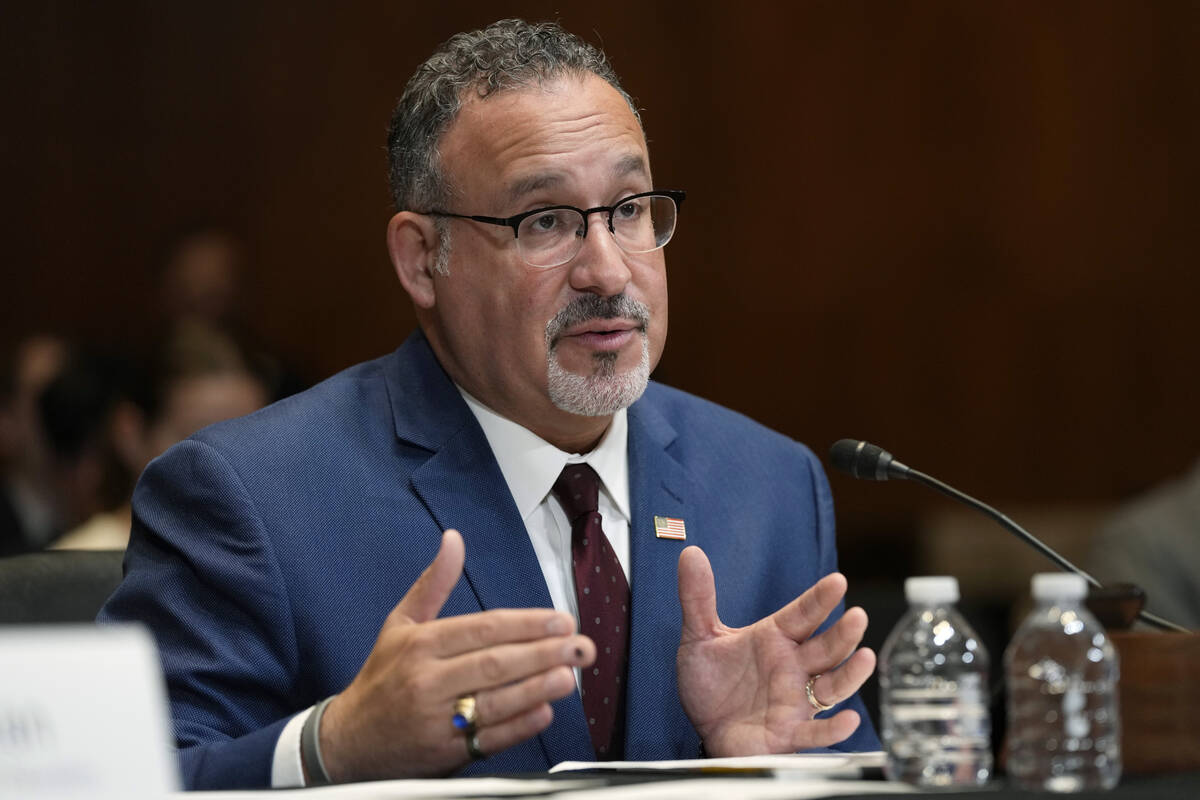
[654,515,687,541]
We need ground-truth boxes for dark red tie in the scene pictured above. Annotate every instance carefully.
[552,463,630,760]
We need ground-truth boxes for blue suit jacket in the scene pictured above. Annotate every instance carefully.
[100,330,878,789]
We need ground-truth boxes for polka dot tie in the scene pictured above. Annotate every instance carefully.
[552,463,629,760]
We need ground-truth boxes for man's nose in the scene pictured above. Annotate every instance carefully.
[569,215,632,296]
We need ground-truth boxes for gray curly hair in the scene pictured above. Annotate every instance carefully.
[386,19,640,221]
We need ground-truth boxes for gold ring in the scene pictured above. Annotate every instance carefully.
[466,731,486,761]
[452,694,479,734]
[805,673,835,712]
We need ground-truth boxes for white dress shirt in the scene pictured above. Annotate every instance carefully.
[271,389,631,787]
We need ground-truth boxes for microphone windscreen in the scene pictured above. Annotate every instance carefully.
[829,439,890,480]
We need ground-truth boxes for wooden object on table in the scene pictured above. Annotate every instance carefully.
[1110,631,1200,774]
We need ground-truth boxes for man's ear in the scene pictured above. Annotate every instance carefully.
[387,212,442,309]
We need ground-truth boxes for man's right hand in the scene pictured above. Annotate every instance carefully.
[315,529,593,782]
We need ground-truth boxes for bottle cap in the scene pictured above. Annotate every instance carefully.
[904,576,960,604]
[1031,572,1087,601]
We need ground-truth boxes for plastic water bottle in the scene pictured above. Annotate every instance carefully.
[878,576,992,787]
[1005,573,1121,791]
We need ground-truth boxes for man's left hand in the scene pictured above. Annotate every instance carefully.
[675,546,875,756]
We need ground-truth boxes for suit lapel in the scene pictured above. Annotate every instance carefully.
[387,331,593,766]
[409,429,551,608]
[387,331,553,610]
[624,395,701,759]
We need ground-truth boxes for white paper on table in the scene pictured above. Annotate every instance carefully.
[184,777,601,800]
[181,753,900,799]
[550,776,915,799]
[551,750,887,778]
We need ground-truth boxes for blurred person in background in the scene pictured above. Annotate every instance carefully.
[35,349,139,546]
[158,224,246,330]
[156,224,307,400]
[49,325,270,551]
[1087,460,1200,631]
[0,335,70,555]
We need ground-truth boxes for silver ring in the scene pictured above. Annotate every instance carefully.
[452,694,479,734]
[466,731,486,761]
[805,673,835,712]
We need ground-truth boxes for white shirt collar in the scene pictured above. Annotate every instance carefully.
[457,388,631,524]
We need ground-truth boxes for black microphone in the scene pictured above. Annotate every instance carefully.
[829,438,910,481]
[828,438,1190,634]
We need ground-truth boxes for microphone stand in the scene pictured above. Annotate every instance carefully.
[900,465,1190,634]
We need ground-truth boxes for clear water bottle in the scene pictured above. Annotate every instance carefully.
[1005,573,1121,791]
[878,576,992,787]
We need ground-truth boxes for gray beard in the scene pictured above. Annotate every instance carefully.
[547,335,650,417]
[544,294,652,417]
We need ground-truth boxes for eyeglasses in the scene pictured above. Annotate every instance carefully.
[423,190,685,269]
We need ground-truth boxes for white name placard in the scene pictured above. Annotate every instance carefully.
[0,624,179,799]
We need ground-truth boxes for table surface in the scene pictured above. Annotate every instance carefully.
[182,769,1200,799]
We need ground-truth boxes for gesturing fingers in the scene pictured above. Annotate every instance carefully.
[326,530,593,782]
[442,660,584,767]
[426,608,576,658]
[804,647,877,719]
[677,546,721,641]
[470,666,576,732]
[467,701,556,763]
[803,605,868,667]
[441,633,594,693]
[391,529,466,625]
[791,708,863,751]
[770,572,848,643]
[795,605,873,720]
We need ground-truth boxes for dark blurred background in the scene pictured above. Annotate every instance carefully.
[5,0,1198,668]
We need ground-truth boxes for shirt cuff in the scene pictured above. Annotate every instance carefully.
[271,706,314,788]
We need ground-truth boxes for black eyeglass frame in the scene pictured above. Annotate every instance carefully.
[422,189,686,242]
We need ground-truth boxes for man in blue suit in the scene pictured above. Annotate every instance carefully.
[100,19,878,789]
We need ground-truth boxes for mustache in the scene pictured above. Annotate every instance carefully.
[545,294,650,348]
